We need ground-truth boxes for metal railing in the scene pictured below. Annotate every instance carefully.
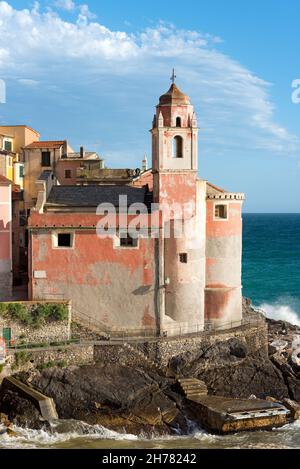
[6,315,266,352]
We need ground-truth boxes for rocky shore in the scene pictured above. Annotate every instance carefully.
[1,300,300,436]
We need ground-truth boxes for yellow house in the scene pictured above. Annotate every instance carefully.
[0,125,40,190]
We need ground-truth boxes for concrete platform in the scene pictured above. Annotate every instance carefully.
[189,395,290,434]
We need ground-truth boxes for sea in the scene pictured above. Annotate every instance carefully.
[1,213,300,449]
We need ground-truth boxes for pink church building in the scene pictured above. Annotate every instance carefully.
[28,81,244,336]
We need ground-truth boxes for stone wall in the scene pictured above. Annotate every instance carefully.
[7,344,94,373]
[0,301,71,345]
[94,320,268,368]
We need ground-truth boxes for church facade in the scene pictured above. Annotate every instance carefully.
[28,81,244,336]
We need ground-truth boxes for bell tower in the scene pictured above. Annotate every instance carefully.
[151,72,198,207]
[151,73,206,336]
[152,72,198,170]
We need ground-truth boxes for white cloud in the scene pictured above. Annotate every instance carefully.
[54,0,75,11]
[18,78,40,86]
[0,0,298,158]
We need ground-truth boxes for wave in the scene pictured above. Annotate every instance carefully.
[0,420,138,449]
[258,302,300,326]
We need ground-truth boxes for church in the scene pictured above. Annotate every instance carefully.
[28,77,244,337]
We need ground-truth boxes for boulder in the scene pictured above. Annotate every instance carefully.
[282,398,300,420]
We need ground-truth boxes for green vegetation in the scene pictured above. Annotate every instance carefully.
[13,351,31,370]
[0,364,4,373]
[0,302,68,328]
[37,360,68,371]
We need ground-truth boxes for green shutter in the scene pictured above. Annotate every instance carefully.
[2,327,11,346]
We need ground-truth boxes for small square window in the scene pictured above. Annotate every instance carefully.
[214,204,228,220]
[41,151,51,167]
[65,169,72,179]
[179,253,188,263]
[58,233,72,247]
[120,235,137,247]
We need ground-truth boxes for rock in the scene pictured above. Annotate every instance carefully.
[0,389,49,430]
[0,412,10,427]
[266,396,280,403]
[21,364,183,435]
[198,351,289,401]
[282,399,300,420]
[229,340,248,359]
[6,426,17,437]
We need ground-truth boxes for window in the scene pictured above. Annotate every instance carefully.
[19,166,24,178]
[214,204,228,220]
[41,151,51,167]
[4,140,12,152]
[57,233,72,247]
[179,253,188,263]
[52,232,75,249]
[176,117,181,127]
[120,235,138,248]
[114,233,139,249]
[65,169,72,179]
[173,136,183,158]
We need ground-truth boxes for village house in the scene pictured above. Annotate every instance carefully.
[26,80,244,337]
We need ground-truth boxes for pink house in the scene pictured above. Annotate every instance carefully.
[0,175,12,299]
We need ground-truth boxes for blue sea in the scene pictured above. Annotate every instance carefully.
[243,213,300,325]
[1,213,300,449]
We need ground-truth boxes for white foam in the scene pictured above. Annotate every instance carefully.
[0,421,138,449]
[258,303,300,326]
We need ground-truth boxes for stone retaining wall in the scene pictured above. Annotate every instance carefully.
[94,320,268,368]
[0,301,71,345]
[7,344,94,373]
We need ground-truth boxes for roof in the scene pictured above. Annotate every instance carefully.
[206,181,245,201]
[0,125,40,137]
[24,141,65,149]
[0,175,12,185]
[0,175,21,196]
[38,170,53,181]
[66,152,102,160]
[159,83,190,106]
[46,185,151,208]
[206,182,226,195]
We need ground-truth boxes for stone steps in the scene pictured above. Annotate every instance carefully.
[177,378,208,401]
[123,343,166,375]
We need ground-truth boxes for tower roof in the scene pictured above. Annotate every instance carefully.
[159,83,190,106]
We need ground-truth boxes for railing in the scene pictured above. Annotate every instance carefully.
[6,316,266,352]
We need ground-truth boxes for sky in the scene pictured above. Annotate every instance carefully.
[0,0,299,212]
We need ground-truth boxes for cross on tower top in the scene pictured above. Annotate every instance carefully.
[170,68,176,84]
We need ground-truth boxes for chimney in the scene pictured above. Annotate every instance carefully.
[80,146,85,158]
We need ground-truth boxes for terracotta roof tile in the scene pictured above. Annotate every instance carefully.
[24,141,65,149]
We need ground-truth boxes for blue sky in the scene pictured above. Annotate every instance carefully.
[0,0,300,212]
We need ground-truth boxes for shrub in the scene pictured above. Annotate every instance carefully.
[14,351,30,368]
[31,303,68,325]
[4,302,68,328]
[8,303,30,325]
[0,303,7,317]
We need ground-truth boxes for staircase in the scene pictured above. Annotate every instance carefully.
[122,343,167,376]
[177,378,208,402]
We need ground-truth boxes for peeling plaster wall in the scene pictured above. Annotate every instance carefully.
[29,214,157,332]
[0,184,12,298]
[164,180,206,333]
[205,201,243,324]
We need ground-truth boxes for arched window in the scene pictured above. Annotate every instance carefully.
[176,117,181,127]
[173,136,183,158]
